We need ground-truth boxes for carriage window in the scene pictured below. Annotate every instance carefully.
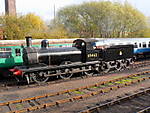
[149,42,150,47]
[139,43,141,47]
[134,43,138,48]
[0,48,12,58]
[142,42,146,48]
[15,48,21,56]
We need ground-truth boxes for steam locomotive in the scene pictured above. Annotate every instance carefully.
[10,37,134,84]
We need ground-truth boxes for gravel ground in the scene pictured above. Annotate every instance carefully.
[0,66,149,104]
[35,80,150,113]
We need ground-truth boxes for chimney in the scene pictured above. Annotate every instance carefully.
[5,0,16,16]
[25,36,32,47]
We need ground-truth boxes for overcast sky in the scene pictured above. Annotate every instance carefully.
[0,0,150,21]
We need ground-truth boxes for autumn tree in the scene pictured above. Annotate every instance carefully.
[24,13,45,31]
[55,1,148,38]
[0,13,46,40]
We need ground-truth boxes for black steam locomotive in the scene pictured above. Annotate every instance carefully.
[11,37,133,84]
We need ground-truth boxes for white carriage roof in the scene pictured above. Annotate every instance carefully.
[94,38,150,46]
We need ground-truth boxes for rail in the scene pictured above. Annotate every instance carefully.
[0,70,150,113]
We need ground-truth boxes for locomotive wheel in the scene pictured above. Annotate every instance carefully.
[60,69,73,79]
[32,72,49,84]
[123,60,129,68]
[84,65,95,76]
[84,71,94,76]
[130,58,134,64]
[101,62,111,73]
[60,61,73,79]
[133,56,137,61]
[126,60,130,67]
[115,61,122,71]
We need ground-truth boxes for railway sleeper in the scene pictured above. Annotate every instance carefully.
[0,73,149,113]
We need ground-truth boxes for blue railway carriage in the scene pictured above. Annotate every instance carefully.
[94,38,150,59]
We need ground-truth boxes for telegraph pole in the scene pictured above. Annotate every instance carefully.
[54,4,56,23]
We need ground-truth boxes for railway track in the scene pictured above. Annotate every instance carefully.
[131,59,150,68]
[0,70,150,113]
[0,60,150,93]
[80,88,150,113]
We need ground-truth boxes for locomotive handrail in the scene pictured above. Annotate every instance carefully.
[16,61,100,73]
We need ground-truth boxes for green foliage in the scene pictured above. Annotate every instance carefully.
[48,24,68,38]
[24,13,45,31]
[55,1,148,38]
[140,29,150,37]
[0,1,149,39]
